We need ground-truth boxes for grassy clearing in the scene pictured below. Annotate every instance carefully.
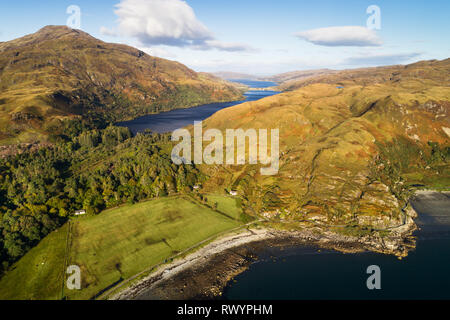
[0,196,242,300]
[205,194,243,220]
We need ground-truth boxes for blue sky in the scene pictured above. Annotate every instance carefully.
[1,0,449,75]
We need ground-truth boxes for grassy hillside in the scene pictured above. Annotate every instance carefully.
[0,196,243,300]
[0,26,243,144]
[199,60,450,228]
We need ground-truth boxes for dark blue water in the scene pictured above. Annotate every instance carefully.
[228,79,277,88]
[117,81,279,134]
[223,192,450,300]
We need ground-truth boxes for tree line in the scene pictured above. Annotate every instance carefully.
[0,125,202,272]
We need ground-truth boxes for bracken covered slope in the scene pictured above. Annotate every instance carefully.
[0,26,243,144]
[200,59,450,231]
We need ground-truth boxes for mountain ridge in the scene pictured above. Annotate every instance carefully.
[211,71,260,81]
[0,26,243,144]
[278,59,450,91]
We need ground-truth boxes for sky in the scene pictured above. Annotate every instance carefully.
[0,0,449,75]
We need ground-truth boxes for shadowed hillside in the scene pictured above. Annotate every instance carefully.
[0,26,243,144]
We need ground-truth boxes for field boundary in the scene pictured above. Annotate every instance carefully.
[96,219,262,300]
[60,221,72,300]
[184,193,242,221]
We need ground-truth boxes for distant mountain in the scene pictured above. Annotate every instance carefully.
[279,60,450,91]
[213,68,365,88]
[0,26,243,144]
[260,69,337,84]
[212,71,259,80]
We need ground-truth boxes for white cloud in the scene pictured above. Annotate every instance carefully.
[114,0,212,46]
[343,52,422,65]
[295,26,383,47]
[192,40,258,52]
[104,0,255,52]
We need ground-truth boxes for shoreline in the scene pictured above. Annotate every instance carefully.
[109,190,450,300]
[112,227,274,300]
[112,204,418,300]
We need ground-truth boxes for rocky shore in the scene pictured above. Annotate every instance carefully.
[112,204,418,300]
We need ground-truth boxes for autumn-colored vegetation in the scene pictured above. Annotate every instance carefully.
[0,26,243,144]
[200,60,450,228]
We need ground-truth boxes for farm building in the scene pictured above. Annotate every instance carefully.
[73,210,86,216]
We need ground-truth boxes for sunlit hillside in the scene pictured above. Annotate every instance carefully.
[201,59,450,229]
[0,26,243,144]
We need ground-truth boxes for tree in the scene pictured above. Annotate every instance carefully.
[4,233,26,259]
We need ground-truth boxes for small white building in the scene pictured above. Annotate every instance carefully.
[229,190,238,196]
[73,210,86,216]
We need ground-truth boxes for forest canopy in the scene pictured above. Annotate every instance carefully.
[0,125,202,272]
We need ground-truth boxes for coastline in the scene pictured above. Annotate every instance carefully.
[112,203,418,300]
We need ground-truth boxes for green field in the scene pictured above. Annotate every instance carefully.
[0,195,243,300]
[205,195,245,220]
